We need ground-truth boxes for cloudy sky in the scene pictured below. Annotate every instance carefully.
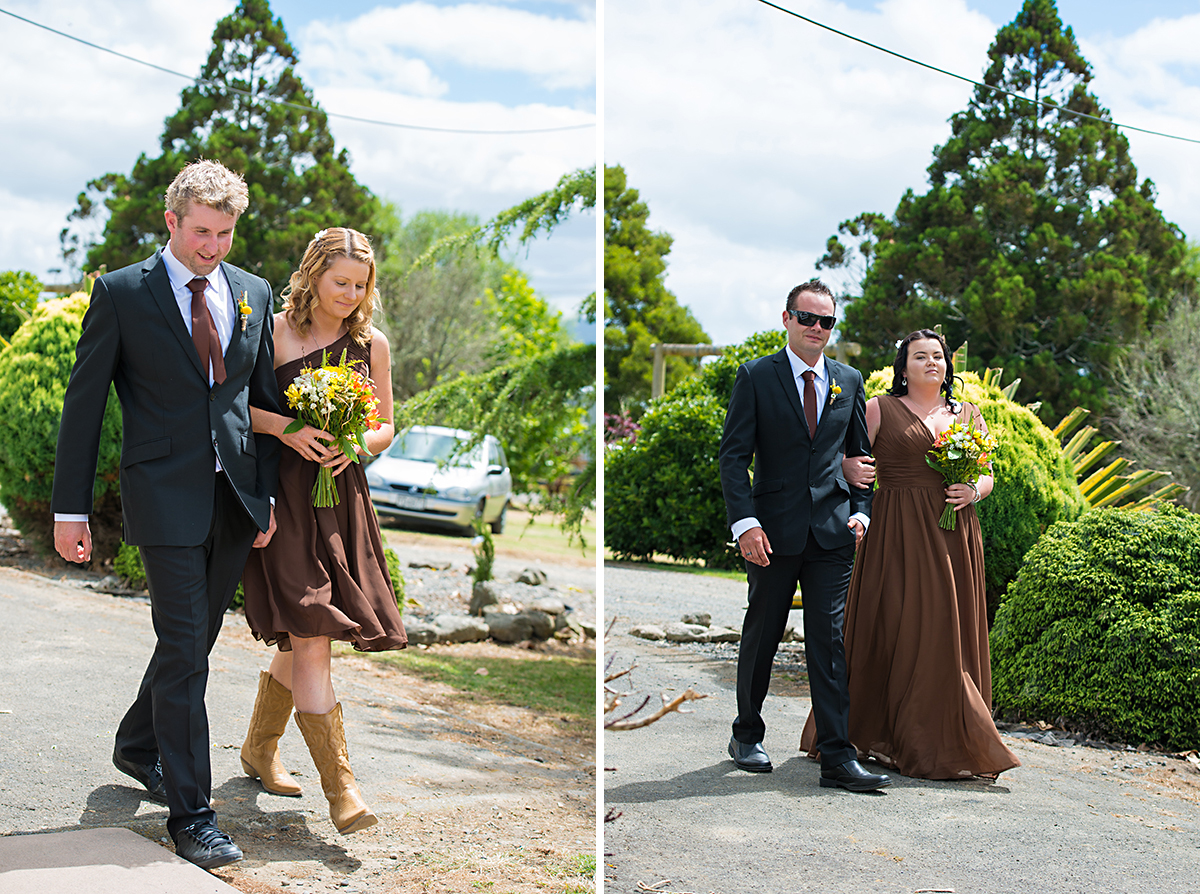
[0,0,596,320]
[605,0,1200,345]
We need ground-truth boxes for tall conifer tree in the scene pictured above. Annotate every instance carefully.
[822,0,1186,419]
[64,0,376,289]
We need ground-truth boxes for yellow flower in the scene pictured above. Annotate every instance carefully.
[828,377,842,406]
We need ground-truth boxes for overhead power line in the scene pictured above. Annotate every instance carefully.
[755,0,1200,147]
[0,6,594,136]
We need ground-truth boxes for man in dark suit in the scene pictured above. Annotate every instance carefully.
[52,159,282,866]
[718,278,889,792]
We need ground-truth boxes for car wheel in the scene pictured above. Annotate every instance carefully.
[489,500,508,535]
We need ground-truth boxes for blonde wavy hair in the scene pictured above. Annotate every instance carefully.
[281,228,378,346]
[165,159,249,220]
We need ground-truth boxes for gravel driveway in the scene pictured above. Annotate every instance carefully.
[603,561,1200,894]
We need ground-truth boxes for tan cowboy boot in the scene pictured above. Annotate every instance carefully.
[240,671,303,796]
[294,703,377,834]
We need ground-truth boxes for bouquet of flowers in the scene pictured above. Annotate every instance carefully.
[283,348,384,507]
[925,417,997,530]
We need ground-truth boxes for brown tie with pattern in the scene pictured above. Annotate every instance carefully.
[801,369,817,438]
[186,276,226,385]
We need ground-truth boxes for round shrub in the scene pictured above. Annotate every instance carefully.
[863,369,1086,615]
[605,393,734,568]
[991,506,1200,750]
[0,294,123,562]
[604,330,786,569]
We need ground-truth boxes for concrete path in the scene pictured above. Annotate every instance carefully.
[0,559,594,892]
[603,563,1200,894]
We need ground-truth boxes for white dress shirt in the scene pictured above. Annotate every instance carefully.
[731,346,869,543]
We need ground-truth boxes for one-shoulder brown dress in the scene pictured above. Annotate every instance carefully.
[801,394,1017,778]
[242,331,407,653]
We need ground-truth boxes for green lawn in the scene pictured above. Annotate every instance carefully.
[373,648,595,720]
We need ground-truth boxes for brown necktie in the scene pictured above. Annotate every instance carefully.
[801,369,817,438]
[186,276,226,385]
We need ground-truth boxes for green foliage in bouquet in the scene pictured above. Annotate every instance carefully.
[991,506,1200,750]
[0,294,124,562]
[863,368,1086,617]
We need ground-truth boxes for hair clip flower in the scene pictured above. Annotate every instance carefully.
[314,228,329,240]
[238,291,252,332]
[828,377,842,406]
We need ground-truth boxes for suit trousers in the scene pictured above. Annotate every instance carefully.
[113,473,257,839]
[733,530,857,768]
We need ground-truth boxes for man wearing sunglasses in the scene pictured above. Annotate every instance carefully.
[718,278,889,792]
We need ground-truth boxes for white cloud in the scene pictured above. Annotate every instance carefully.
[0,0,595,312]
[606,0,1200,345]
[299,2,596,92]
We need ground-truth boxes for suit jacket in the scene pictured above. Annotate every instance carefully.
[719,349,872,552]
[51,250,282,546]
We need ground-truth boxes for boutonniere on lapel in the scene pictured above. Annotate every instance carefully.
[828,378,842,406]
[237,291,252,332]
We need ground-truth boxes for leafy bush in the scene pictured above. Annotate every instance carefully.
[991,506,1200,750]
[114,541,147,589]
[384,545,406,612]
[0,294,123,562]
[862,369,1087,616]
[471,520,495,585]
[0,270,40,342]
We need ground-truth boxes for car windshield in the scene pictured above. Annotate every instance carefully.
[387,431,481,466]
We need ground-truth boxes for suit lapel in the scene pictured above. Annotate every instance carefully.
[144,251,207,380]
[772,348,810,439]
[221,263,246,365]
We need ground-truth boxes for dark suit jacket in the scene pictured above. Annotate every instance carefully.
[51,250,281,546]
[719,349,872,552]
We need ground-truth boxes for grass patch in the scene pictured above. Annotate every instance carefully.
[375,649,594,719]
[603,555,746,581]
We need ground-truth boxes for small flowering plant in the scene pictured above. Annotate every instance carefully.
[925,416,997,530]
[283,348,384,507]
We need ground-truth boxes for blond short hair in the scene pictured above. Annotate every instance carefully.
[165,159,249,221]
[282,228,378,347]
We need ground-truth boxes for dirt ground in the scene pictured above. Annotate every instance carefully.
[0,509,598,894]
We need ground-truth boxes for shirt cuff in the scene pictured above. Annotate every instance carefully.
[850,512,870,533]
[730,517,761,541]
[54,514,89,523]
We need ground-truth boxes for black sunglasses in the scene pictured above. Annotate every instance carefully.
[787,309,836,330]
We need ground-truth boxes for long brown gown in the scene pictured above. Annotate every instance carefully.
[800,394,1018,779]
[242,331,407,653]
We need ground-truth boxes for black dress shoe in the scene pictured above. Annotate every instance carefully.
[174,821,243,870]
[112,749,167,803]
[820,759,892,792]
[728,737,773,772]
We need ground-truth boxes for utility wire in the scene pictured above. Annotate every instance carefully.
[755,0,1200,146]
[0,6,594,135]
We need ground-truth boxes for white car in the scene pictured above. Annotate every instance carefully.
[366,425,512,535]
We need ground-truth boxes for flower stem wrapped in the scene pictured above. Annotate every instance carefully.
[282,348,384,507]
[925,417,997,530]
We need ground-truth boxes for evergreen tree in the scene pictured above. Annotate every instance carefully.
[604,165,708,415]
[63,0,376,289]
[821,0,1187,420]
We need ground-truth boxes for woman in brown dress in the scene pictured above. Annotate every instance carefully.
[239,228,407,833]
[801,329,1018,779]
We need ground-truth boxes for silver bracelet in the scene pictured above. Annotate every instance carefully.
[969,481,980,503]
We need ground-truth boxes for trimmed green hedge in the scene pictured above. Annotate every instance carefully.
[991,506,1200,750]
[0,294,124,562]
